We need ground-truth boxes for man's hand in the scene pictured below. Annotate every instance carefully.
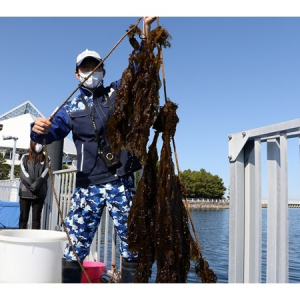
[143,17,158,37]
[32,117,52,135]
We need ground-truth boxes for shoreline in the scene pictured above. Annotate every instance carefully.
[186,202,300,209]
[185,200,229,210]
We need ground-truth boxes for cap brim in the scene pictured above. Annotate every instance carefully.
[76,56,102,67]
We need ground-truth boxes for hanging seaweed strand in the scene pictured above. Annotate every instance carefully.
[152,100,189,282]
[153,100,217,283]
[107,25,171,165]
[127,130,159,282]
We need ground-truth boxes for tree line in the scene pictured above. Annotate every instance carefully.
[136,166,227,200]
[180,168,226,200]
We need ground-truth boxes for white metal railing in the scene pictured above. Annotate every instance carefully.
[0,169,119,273]
[228,118,300,283]
[0,179,20,202]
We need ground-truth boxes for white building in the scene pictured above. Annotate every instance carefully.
[0,101,76,166]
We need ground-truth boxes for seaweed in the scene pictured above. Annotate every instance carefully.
[108,23,217,283]
[195,255,218,283]
[153,100,190,282]
[127,130,159,282]
[107,25,171,165]
[128,100,217,283]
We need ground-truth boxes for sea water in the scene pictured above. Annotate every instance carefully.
[185,208,300,283]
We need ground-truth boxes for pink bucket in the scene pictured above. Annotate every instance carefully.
[81,261,106,283]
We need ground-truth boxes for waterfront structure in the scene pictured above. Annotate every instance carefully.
[228,118,300,283]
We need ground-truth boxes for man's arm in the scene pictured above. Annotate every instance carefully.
[31,107,71,144]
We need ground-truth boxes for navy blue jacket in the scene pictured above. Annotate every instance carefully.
[19,154,50,199]
[30,82,141,188]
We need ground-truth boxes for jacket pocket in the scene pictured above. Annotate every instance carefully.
[76,141,98,174]
[70,109,95,138]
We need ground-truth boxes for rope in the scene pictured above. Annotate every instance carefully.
[41,16,144,283]
[171,138,202,254]
[156,17,203,255]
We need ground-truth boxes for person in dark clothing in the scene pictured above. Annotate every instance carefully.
[19,140,50,229]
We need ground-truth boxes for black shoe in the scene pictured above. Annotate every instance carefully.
[121,258,137,283]
[61,258,82,283]
[100,273,114,283]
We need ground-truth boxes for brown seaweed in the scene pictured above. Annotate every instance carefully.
[154,101,217,283]
[153,100,190,282]
[128,100,217,283]
[127,130,159,282]
[108,23,217,283]
[107,25,171,165]
[195,255,218,283]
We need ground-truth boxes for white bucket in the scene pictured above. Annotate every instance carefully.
[0,229,68,283]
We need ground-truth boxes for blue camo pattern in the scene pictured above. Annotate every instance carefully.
[63,175,137,262]
[64,95,92,113]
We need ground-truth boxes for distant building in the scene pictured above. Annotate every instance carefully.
[0,101,76,166]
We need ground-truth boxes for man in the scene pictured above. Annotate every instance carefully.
[31,17,157,283]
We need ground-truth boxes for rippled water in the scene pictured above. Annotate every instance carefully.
[186,209,230,283]
[147,209,230,283]
[186,208,300,283]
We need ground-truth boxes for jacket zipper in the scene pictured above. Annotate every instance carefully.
[80,143,84,171]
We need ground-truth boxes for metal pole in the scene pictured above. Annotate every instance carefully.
[10,138,17,179]
[46,140,64,171]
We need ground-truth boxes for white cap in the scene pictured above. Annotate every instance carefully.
[76,49,102,67]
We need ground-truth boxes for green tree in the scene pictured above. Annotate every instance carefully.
[13,165,20,179]
[62,164,70,170]
[181,168,226,199]
[0,155,12,180]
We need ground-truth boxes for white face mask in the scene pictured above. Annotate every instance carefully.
[35,144,43,153]
[79,71,103,89]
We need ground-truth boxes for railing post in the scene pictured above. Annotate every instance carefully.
[279,134,289,282]
[228,150,245,283]
[266,136,289,283]
[49,172,61,231]
[244,139,262,282]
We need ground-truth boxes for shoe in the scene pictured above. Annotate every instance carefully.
[61,258,82,283]
[121,258,137,283]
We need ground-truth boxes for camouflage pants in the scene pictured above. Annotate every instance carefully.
[63,175,137,262]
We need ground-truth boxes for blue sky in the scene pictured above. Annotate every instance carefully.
[1,2,300,200]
